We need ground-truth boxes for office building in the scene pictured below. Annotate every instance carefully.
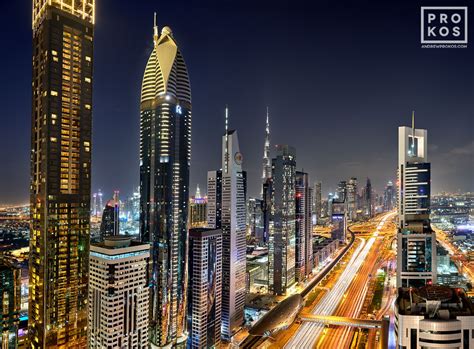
[139,18,192,346]
[0,258,21,349]
[295,171,313,281]
[331,200,347,242]
[187,228,222,349]
[99,191,120,240]
[189,186,207,228]
[247,198,265,245]
[262,178,273,245]
[336,180,347,202]
[207,170,222,229]
[395,285,474,349]
[347,177,358,221]
[396,119,436,288]
[383,180,396,211]
[219,109,247,339]
[88,237,149,348]
[261,108,271,194]
[312,182,322,224]
[29,0,94,346]
[362,178,373,218]
[268,145,296,295]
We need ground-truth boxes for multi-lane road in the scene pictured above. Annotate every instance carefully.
[283,213,395,349]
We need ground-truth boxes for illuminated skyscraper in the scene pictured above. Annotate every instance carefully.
[139,16,192,347]
[99,191,120,240]
[347,177,358,221]
[396,115,435,287]
[187,228,222,349]
[295,171,313,281]
[261,107,271,189]
[268,145,296,295]
[29,0,94,346]
[219,108,246,339]
[312,181,322,224]
[207,170,222,229]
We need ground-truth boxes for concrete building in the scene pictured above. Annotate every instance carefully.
[0,258,21,349]
[207,170,222,229]
[88,237,149,348]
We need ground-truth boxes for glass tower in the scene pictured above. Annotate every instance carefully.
[29,0,94,347]
[139,20,192,347]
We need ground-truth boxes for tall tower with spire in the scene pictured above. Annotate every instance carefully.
[262,107,271,185]
[139,14,192,347]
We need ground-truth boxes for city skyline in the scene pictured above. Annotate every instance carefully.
[1,0,473,205]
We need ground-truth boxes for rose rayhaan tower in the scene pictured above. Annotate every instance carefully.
[139,15,192,348]
[29,0,94,347]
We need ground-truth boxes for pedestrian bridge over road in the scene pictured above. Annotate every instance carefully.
[299,313,386,329]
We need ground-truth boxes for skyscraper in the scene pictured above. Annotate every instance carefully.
[88,237,150,348]
[219,108,246,339]
[261,107,271,189]
[139,17,192,347]
[383,180,396,211]
[363,178,373,218]
[187,228,222,349]
[312,181,322,224]
[396,116,436,288]
[347,177,358,221]
[99,190,120,240]
[268,145,296,295]
[29,0,94,346]
[207,170,222,229]
[295,171,313,281]
[336,180,347,202]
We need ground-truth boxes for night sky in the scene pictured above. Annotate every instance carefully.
[1,0,472,205]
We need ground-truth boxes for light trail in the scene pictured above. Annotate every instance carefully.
[284,213,393,349]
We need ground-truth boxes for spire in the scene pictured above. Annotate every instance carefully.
[412,110,415,136]
[153,12,159,45]
[196,185,201,199]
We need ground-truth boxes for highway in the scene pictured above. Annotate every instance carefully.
[284,213,394,349]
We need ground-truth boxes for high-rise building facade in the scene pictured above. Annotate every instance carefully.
[362,178,373,218]
[0,258,21,349]
[347,177,358,221]
[397,121,436,288]
[295,171,313,281]
[247,198,265,245]
[207,170,222,229]
[219,117,247,339]
[187,228,222,349]
[29,0,94,346]
[336,180,347,202]
[383,180,396,211]
[88,237,149,348]
[139,20,192,347]
[268,145,296,295]
[312,181,322,224]
[261,108,271,191]
[99,191,120,240]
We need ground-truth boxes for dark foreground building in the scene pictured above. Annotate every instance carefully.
[29,0,94,346]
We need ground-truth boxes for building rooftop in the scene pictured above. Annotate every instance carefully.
[397,285,474,319]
